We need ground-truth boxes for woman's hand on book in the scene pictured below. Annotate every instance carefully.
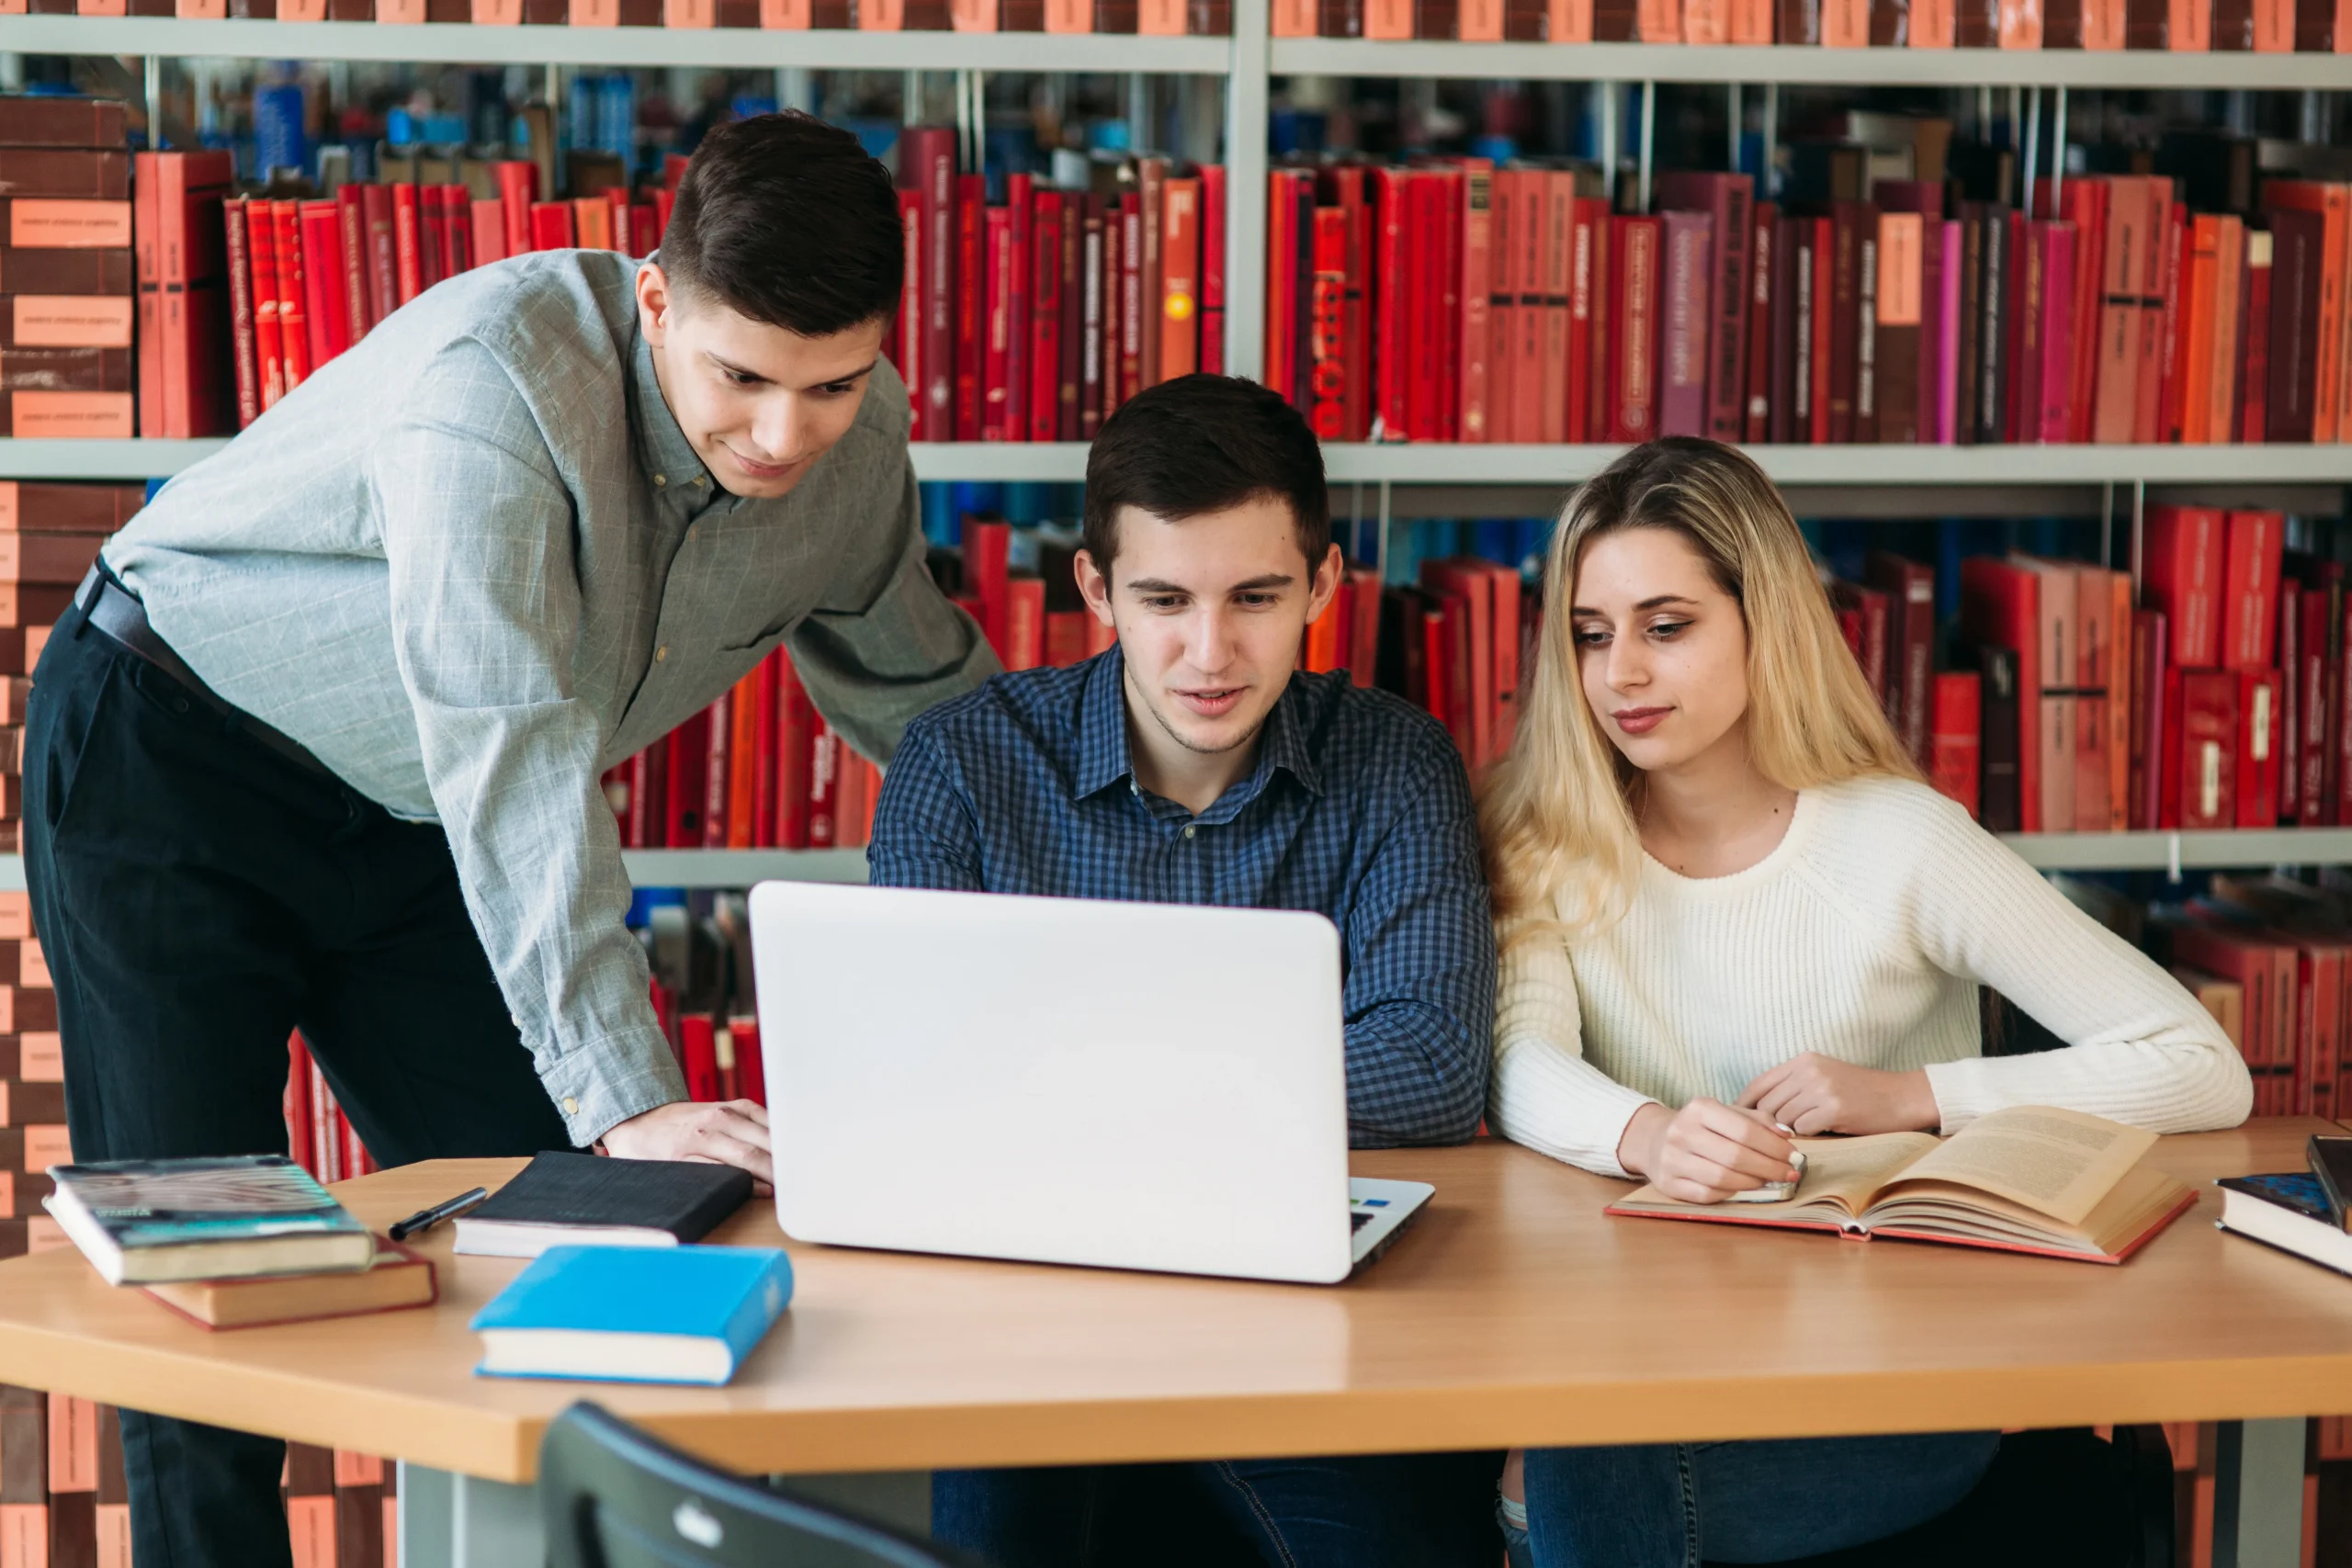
[1736,1055,1939,1137]
[600,1099,774,1185]
[1618,1099,1798,1204]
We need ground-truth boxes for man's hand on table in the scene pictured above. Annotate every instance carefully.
[599,1100,773,1185]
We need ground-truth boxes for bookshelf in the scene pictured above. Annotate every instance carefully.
[6,834,2352,888]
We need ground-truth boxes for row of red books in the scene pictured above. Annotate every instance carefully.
[1273,0,2352,44]
[895,133,1226,442]
[216,162,674,433]
[602,649,884,851]
[6,0,1231,30]
[1270,162,2352,448]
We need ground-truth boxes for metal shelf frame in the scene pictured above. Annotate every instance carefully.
[3,835,2350,891]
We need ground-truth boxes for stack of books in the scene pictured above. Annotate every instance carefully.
[0,97,135,440]
[1275,0,2324,40]
[2214,1132,2352,1275]
[0,1391,130,1568]
[0,891,66,1264]
[13,0,1231,31]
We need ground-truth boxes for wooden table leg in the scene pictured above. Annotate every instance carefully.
[2212,1418,2306,1568]
[395,1461,540,1568]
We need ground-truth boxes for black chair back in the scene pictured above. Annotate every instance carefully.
[538,1402,985,1568]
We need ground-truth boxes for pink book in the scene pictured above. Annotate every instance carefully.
[1937,220,1962,443]
[2039,224,2076,445]
[1657,209,1713,439]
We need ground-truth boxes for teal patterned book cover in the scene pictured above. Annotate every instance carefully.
[47,1156,369,1251]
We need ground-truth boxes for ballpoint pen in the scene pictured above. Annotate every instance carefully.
[388,1186,491,1242]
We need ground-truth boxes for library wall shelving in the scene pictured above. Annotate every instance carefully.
[12,19,2352,877]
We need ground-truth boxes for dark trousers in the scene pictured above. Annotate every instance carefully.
[933,1450,1507,1568]
[24,595,571,1568]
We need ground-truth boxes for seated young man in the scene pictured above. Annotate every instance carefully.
[866,373,1498,1568]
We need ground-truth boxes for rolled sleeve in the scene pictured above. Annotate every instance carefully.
[788,457,1000,767]
[1340,740,1496,1147]
[373,341,684,1146]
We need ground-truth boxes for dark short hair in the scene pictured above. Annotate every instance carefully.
[662,112,901,336]
[1081,375,1331,579]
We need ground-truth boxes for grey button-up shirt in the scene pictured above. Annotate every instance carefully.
[105,249,997,1145]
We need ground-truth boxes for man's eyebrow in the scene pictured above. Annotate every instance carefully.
[1570,593,1702,615]
[1124,574,1297,595]
[704,354,880,388]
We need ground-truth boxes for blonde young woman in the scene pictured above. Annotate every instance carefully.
[1483,437,2251,1568]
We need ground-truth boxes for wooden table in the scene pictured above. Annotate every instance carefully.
[0,1121,2346,1566]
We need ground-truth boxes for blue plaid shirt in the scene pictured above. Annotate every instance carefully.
[867,647,1494,1147]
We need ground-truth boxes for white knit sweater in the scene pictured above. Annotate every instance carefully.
[1490,775,2255,1178]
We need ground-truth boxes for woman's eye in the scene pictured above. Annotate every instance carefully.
[1574,626,1610,647]
[1649,620,1690,639]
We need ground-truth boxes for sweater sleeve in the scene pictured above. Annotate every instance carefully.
[1898,789,2253,1134]
[1488,920,1660,1179]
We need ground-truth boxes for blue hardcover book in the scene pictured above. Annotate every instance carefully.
[469,1246,793,1386]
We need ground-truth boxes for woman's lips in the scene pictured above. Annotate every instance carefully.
[1613,706,1670,736]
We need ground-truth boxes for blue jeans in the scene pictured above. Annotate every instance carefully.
[933,1450,1504,1568]
[1498,1432,2000,1568]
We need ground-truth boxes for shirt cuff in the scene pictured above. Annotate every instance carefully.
[1919,1058,1975,1134]
[534,1025,689,1146]
[1583,1091,1657,1181]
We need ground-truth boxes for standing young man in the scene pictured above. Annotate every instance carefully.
[867,374,1498,1568]
[26,112,995,1567]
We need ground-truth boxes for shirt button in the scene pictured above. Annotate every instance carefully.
[654,474,667,487]
[655,646,669,662]
[686,526,696,542]
[561,1096,579,1115]
[509,1013,520,1028]
[1184,825,1197,840]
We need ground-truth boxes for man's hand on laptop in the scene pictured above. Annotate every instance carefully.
[601,1100,774,1186]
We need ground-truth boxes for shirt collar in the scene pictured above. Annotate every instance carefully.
[628,318,712,495]
[1070,645,1326,808]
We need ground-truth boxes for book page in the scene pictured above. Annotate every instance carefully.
[1887,1106,2156,1228]
[1612,1131,1935,1222]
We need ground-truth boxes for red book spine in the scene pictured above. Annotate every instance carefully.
[1309,206,1348,439]
[1006,172,1032,443]
[528,200,573,252]
[2143,504,2225,669]
[2129,608,2168,829]
[965,517,1011,659]
[666,710,708,848]
[1406,175,1440,441]
[1373,168,1411,439]
[221,198,260,428]
[2242,230,2273,444]
[955,172,984,439]
[1609,215,1662,443]
[1929,671,1982,817]
[2177,671,2238,830]
[2335,595,2352,827]
[273,201,310,389]
[1058,188,1083,440]
[360,184,396,329]
[440,185,472,277]
[628,735,668,848]
[2301,581,2332,825]
[1200,164,1226,378]
[2282,582,2301,821]
[2222,510,2283,671]
[495,161,536,258]
[248,200,285,412]
[907,130,956,445]
[1568,197,1603,445]
[1458,166,1494,442]
[1266,172,1298,405]
[134,152,161,437]
[750,652,780,847]
[807,722,841,848]
[679,1015,721,1102]
[2037,223,2075,444]
[1118,195,1144,407]
[2239,670,2282,828]
[1029,190,1061,444]
[393,185,424,306]
[1005,577,1045,671]
[1744,198,1776,444]
[1960,556,2042,833]
[299,202,345,368]
[702,689,730,848]
[896,187,922,434]
[335,186,369,344]
[1810,217,1834,445]
[982,206,1012,441]
[775,654,813,849]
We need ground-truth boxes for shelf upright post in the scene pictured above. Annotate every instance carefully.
[1726,82,1741,175]
[1375,479,1393,583]
[2020,87,2040,214]
[1759,81,1776,200]
[2051,84,2065,217]
[143,55,162,152]
[1598,82,1619,205]
[2129,478,2145,592]
[2098,479,2113,570]
[1637,79,1655,214]
[1223,0,1271,381]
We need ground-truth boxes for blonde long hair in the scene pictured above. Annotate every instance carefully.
[1480,437,1920,946]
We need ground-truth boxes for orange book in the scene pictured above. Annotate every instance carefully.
[724,664,760,849]
[1636,0,1681,35]
[1547,0,1593,34]
[1681,0,1725,39]
[2168,0,2211,44]
[2262,181,2346,443]
[2134,189,2179,445]
[2092,180,2146,443]
[1728,0,1770,34]
[1302,594,1343,673]
[1160,177,1200,381]
[2181,214,2221,446]
[2206,214,2244,445]
[2081,0,2122,40]
[1822,0,1866,39]
[1459,0,1504,33]
[1043,0,1091,27]
[1997,0,2043,42]
[571,197,614,251]
[2252,0,2290,43]
[761,0,811,20]
[1419,558,1498,767]
[664,0,714,19]
[1271,0,1314,29]
[1910,0,1954,39]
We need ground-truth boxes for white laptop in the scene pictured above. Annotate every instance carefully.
[748,881,1433,1285]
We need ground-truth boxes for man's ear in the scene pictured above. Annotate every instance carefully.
[1073,548,1115,629]
[1302,542,1345,625]
[635,262,675,348]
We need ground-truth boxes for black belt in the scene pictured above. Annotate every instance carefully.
[77,563,332,778]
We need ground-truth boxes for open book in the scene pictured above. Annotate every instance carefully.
[1606,1106,2198,1264]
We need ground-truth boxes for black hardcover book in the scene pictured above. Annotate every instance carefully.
[453,1153,752,1260]
[2308,1136,2352,1230]
[1977,645,2021,835]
